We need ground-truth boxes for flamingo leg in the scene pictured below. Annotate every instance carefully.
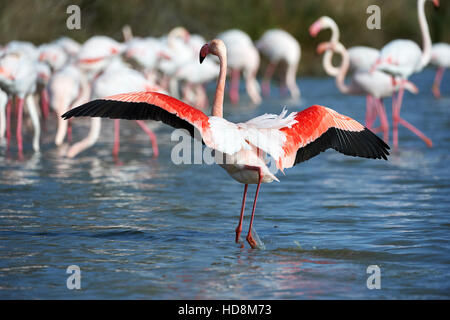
[235,184,248,244]
[135,120,159,158]
[285,63,300,100]
[40,87,50,121]
[393,81,432,149]
[374,98,389,143]
[230,69,240,104]
[16,96,24,158]
[398,118,432,147]
[365,95,376,129]
[6,98,11,150]
[432,67,444,99]
[67,119,72,144]
[392,83,404,151]
[244,165,263,249]
[113,119,120,158]
[262,62,276,97]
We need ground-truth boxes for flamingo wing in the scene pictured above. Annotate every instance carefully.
[62,91,210,138]
[61,91,249,154]
[277,105,389,170]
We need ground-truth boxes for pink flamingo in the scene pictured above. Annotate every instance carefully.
[48,65,90,146]
[430,42,450,98]
[317,41,419,143]
[62,39,389,249]
[256,29,301,100]
[372,0,438,150]
[66,66,159,159]
[0,51,41,158]
[218,29,262,105]
[309,16,382,129]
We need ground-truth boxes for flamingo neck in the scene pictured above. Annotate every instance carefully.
[212,50,227,118]
[323,21,341,77]
[335,44,351,94]
[418,0,432,68]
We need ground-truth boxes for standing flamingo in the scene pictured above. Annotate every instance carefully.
[0,51,41,158]
[66,65,160,159]
[218,29,262,105]
[309,16,382,129]
[256,29,301,100]
[430,42,450,98]
[62,39,389,249]
[317,41,419,143]
[372,0,438,149]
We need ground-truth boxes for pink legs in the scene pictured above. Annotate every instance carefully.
[16,96,24,158]
[113,119,159,159]
[135,120,159,158]
[113,119,120,158]
[262,62,276,97]
[365,95,376,130]
[230,69,240,104]
[246,166,263,249]
[372,98,389,143]
[432,67,445,99]
[235,184,248,244]
[40,88,50,121]
[235,166,263,249]
[6,98,11,150]
[392,81,432,150]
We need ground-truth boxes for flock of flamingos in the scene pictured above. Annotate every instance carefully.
[0,0,448,248]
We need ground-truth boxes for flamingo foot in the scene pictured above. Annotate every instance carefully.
[246,233,258,249]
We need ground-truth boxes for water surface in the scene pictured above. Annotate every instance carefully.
[0,69,449,299]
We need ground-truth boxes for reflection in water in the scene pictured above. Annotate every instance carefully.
[0,71,449,299]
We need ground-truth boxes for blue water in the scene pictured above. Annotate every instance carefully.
[0,69,449,299]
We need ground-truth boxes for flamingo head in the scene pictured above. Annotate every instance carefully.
[309,16,332,37]
[199,39,225,64]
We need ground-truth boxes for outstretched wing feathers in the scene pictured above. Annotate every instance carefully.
[278,105,389,170]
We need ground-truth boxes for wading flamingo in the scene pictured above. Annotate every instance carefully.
[218,29,262,105]
[317,41,419,143]
[256,29,301,100]
[430,42,450,98]
[372,0,438,149]
[0,51,40,158]
[62,39,389,249]
[309,16,382,129]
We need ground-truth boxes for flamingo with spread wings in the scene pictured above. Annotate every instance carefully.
[62,39,389,249]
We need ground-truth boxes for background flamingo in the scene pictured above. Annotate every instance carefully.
[256,29,301,100]
[372,0,438,149]
[430,42,450,98]
[218,29,262,105]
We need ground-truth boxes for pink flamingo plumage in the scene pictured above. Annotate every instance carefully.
[62,39,389,249]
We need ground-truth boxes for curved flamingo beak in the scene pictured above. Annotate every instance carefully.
[309,20,322,37]
[432,0,439,7]
[199,44,209,64]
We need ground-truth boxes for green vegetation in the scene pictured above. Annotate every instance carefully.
[0,0,448,75]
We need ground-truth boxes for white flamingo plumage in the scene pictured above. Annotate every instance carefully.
[256,29,301,100]
[372,0,438,149]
